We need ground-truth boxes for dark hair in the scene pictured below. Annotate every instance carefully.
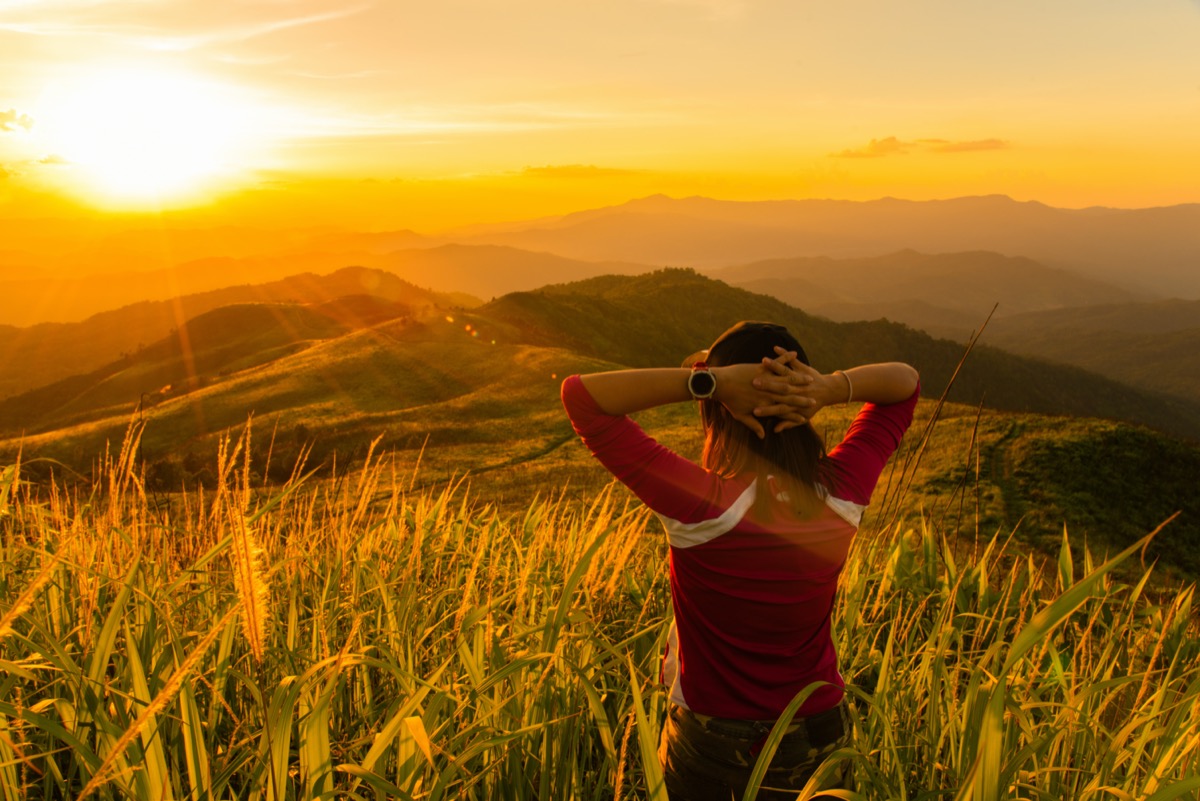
[699,321,826,517]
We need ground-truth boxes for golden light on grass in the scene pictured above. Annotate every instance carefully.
[34,64,262,205]
[1,420,1198,797]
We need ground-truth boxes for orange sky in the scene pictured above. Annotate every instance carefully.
[2,1,1199,231]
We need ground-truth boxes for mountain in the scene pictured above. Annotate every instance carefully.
[372,244,647,299]
[7,268,1199,448]
[0,297,417,436]
[479,270,1200,438]
[704,250,1142,335]
[981,299,1200,402]
[2,268,1196,579]
[453,195,1200,298]
[0,266,470,400]
[0,243,643,325]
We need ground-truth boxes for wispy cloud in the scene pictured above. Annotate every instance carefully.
[521,164,641,179]
[832,136,1010,158]
[141,6,369,52]
[0,3,368,51]
[0,109,34,132]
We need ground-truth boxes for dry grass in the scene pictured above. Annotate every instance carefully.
[0,420,1197,800]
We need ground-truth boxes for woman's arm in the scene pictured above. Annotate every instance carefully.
[577,353,810,438]
[575,351,918,433]
[751,350,919,425]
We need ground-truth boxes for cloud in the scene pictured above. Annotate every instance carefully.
[0,4,368,51]
[141,6,370,52]
[39,154,69,165]
[0,109,33,132]
[832,136,1010,158]
[832,136,910,159]
[521,164,641,179]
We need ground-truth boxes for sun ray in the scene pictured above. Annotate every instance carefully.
[35,64,263,205]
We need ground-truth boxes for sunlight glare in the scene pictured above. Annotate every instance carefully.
[36,66,260,204]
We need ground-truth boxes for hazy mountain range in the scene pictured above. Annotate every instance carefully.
[3,192,1198,432]
[703,249,1146,329]
[3,267,1198,443]
[3,194,1197,325]
[449,195,1200,298]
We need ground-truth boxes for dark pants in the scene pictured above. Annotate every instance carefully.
[657,702,852,801]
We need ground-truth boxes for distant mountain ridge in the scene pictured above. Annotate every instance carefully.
[453,194,1200,298]
[704,250,1143,330]
[0,242,642,325]
[7,268,1200,452]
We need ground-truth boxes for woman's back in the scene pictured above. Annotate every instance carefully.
[561,373,918,719]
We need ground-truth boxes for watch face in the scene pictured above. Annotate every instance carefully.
[689,370,716,399]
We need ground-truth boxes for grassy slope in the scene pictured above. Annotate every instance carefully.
[483,269,1200,439]
[0,266,468,399]
[3,269,1198,577]
[981,300,1200,402]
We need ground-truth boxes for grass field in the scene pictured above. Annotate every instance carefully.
[1,414,1198,800]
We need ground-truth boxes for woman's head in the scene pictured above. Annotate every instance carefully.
[696,321,826,511]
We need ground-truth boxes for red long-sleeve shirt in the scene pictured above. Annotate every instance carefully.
[562,375,918,719]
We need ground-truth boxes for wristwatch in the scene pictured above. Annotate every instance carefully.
[687,361,717,399]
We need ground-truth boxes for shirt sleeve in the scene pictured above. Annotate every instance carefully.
[560,374,733,525]
[819,383,919,506]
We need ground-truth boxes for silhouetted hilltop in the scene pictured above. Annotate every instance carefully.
[0,297,412,435]
[483,269,1200,438]
[0,266,466,399]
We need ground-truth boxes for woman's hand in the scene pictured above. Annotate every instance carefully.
[752,350,921,431]
[713,350,818,438]
[748,348,852,432]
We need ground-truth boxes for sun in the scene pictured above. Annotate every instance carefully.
[36,65,261,205]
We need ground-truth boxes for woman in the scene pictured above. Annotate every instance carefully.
[560,321,919,799]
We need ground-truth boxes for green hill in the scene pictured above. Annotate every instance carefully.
[0,266,471,400]
[3,268,1198,578]
[482,269,1200,440]
[981,299,1200,402]
[0,298,410,435]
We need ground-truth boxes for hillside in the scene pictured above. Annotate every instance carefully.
[481,269,1200,439]
[0,266,470,399]
[705,250,1143,335]
[0,297,415,436]
[980,300,1200,402]
[370,244,647,299]
[454,194,1200,298]
[842,298,1200,404]
[2,269,1198,578]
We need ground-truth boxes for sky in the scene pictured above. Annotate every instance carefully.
[1,0,1199,230]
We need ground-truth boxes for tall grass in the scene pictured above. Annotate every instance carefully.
[0,421,1197,799]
